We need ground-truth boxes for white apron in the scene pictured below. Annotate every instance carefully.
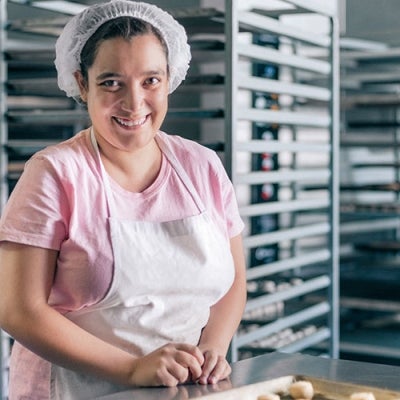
[50,131,235,399]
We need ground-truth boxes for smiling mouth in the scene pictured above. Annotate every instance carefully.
[114,115,147,127]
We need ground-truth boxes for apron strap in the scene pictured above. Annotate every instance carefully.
[155,133,206,213]
[90,128,117,217]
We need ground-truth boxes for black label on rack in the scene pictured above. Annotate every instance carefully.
[250,33,280,268]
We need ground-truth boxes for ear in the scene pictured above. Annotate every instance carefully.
[74,71,88,103]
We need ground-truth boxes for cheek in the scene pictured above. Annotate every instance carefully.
[88,91,119,111]
[155,91,169,111]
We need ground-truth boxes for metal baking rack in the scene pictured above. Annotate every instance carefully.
[340,40,400,366]
[166,1,339,362]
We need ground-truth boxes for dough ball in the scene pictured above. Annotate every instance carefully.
[289,381,314,399]
[257,394,280,400]
[350,392,376,400]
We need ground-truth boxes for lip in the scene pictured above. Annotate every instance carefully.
[113,115,148,128]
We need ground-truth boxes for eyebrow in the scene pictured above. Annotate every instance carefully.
[96,72,121,81]
[96,69,166,81]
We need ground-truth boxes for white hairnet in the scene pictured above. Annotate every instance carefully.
[54,0,191,97]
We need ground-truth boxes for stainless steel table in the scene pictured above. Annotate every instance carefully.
[97,352,400,399]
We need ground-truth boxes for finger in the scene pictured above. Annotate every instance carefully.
[187,363,202,382]
[198,351,217,384]
[155,365,180,387]
[175,350,202,381]
[155,343,202,384]
[199,353,231,385]
[208,361,231,384]
[176,343,204,365]
[200,351,218,377]
[165,362,190,385]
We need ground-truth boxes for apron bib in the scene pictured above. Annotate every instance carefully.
[50,131,235,399]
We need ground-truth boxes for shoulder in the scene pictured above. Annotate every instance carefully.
[27,129,96,176]
[158,131,225,175]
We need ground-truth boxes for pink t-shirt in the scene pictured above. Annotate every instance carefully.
[0,128,244,399]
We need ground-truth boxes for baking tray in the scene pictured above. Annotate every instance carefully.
[195,375,400,400]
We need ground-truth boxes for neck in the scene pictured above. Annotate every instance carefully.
[94,132,162,193]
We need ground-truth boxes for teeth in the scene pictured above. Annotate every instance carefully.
[115,116,146,127]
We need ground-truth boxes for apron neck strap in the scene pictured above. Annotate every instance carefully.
[154,133,205,213]
[90,128,117,216]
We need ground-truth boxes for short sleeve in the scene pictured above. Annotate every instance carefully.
[214,157,245,238]
[160,132,245,240]
[0,155,69,250]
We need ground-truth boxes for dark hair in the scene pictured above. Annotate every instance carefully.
[79,16,169,85]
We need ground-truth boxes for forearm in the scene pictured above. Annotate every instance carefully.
[0,242,136,386]
[198,274,246,354]
[196,235,246,385]
[198,234,247,354]
[2,300,137,386]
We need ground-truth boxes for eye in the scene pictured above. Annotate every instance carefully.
[144,77,161,86]
[99,80,121,90]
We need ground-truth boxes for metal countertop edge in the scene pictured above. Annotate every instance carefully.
[96,352,400,400]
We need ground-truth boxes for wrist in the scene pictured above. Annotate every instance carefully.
[198,341,228,357]
[125,356,140,386]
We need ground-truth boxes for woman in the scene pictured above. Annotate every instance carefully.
[0,1,247,399]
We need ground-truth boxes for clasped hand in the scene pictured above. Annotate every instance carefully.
[130,343,231,387]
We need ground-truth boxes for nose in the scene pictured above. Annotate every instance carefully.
[121,84,144,112]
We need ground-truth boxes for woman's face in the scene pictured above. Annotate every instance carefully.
[76,33,169,153]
